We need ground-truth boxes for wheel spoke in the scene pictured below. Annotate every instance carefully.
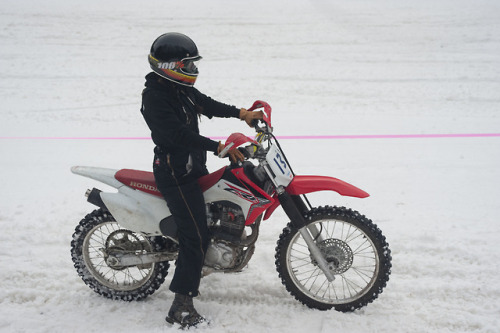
[296,266,321,279]
[345,230,364,244]
[352,239,371,255]
[292,260,315,271]
[290,248,311,258]
[351,266,372,284]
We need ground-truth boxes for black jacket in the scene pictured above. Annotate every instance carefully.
[141,72,240,180]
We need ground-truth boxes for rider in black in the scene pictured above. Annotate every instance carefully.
[141,32,262,327]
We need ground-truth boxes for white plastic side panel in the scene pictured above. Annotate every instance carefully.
[101,187,171,236]
[203,180,253,218]
[265,145,293,187]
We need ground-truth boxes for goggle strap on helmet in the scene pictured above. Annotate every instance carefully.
[149,55,200,86]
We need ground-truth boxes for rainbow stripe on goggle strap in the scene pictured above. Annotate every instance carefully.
[161,68,197,85]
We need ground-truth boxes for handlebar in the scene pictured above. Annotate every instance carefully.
[218,100,272,161]
[251,118,272,135]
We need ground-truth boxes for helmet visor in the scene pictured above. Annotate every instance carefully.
[181,56,202,75]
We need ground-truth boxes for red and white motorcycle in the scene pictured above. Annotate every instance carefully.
[70,101,391,312]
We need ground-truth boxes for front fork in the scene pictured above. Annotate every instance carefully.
[277,190,335,282]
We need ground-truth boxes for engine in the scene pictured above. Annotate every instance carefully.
[204,202,246,271]
[204,242,238,270]
[208,202,246,242]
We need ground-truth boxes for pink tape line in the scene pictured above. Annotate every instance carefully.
[1,133,500,140]
[272,133,500,140]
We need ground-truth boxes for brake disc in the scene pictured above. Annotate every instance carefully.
[311,238,354,274]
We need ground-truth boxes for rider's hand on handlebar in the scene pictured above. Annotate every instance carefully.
[217,141,245,163]
[228,149,245,163]
[240,108,264,127]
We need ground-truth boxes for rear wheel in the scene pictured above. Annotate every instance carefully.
[275,206,391,311]
[71,209,170,301]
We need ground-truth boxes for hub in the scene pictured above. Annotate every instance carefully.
[311,238,354,274]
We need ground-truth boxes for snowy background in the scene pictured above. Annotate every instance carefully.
[1,0,500,332]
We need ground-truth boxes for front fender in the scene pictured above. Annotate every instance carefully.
[286,175,369,198]
[263,175,368,221]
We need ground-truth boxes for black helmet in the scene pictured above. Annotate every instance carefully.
[148,33,202,87]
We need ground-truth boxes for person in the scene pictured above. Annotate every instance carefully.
[140,32,263,327]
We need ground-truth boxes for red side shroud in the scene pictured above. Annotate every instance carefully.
[229,168,275,225]
[198,167,226,192]
[263,175,369,220]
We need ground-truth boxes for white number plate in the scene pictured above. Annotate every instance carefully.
[266,144,293,187]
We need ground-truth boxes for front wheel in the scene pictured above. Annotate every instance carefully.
[70,209,170,301]
[275,206,391,311]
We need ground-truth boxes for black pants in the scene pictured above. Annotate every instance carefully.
[153,151,209,297]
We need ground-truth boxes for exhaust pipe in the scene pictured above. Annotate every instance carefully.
[85,188,108,211]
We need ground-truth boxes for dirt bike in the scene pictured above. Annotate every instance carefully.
[70,101,391,312]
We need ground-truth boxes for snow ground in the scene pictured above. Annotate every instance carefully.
[1,0,500,332]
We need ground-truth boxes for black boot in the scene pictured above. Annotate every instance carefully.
[165,293,207,328]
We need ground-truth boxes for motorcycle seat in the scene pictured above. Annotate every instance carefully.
[115,167,227,197]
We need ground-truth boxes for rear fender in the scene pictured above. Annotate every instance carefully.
[71,166,123,189]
